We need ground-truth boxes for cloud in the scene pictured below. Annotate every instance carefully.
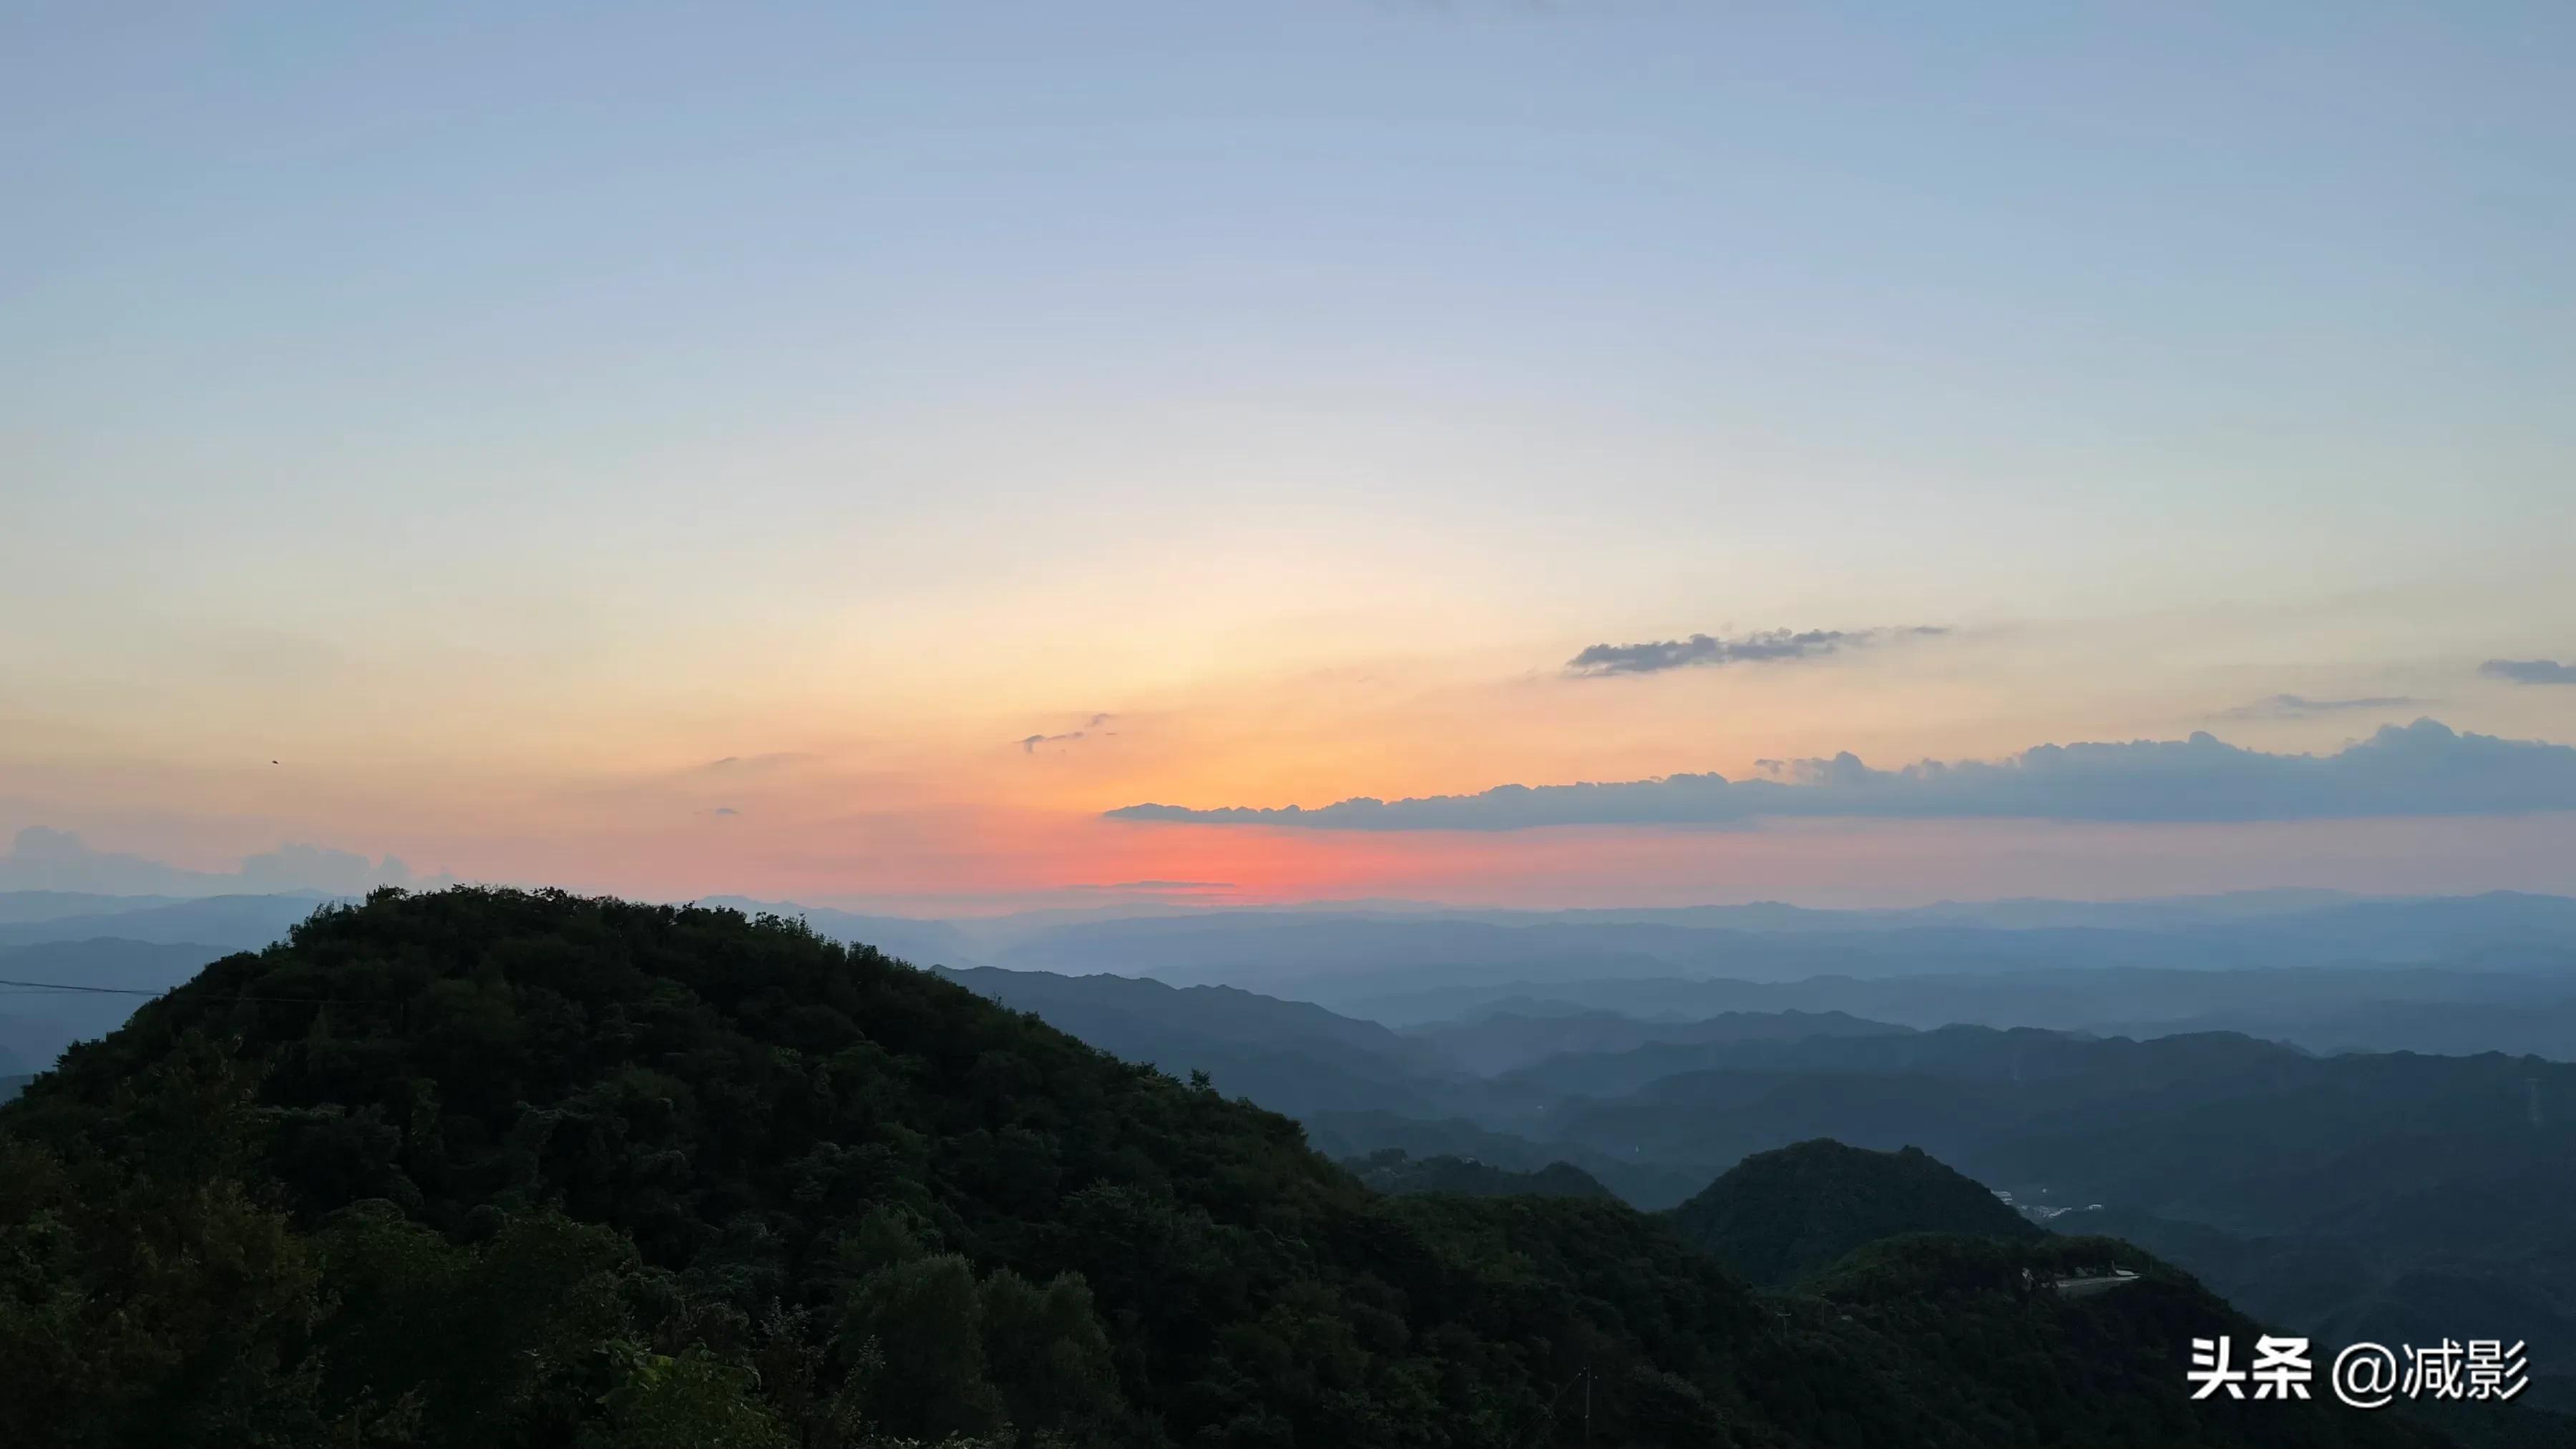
[2220,693,2426,720]
[711,806,740,816]
[1105,719,2576,829]
[0,827,454,895]
[1108,879,1234,890]
[1018,716,1116,753]
[2483,659,2576,686]
[699,752,819,774]
[1566,626,1948,677]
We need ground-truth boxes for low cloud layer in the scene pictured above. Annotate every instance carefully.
[1106,719,2576,830]
[2220,693,2425,720]
[2484,658,2576,686]
[0,826,455,896]
[1567,626,1947,677]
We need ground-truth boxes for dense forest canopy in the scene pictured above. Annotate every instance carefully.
[0,888,2449,1447]
[1665,1139,2042,1286]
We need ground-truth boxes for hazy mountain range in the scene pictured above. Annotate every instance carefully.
[14,883,2576,1433]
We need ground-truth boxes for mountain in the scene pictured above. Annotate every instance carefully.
[0,887,2437,1448]
[0,892,331,951]
[988,895,2576,1005]
[0,890,192,924]
[1453,1025,2576,1405]
[2087,998,2576,1061]
[701,896,982,970]
[935,964,1462,1118]
[1406,1007,1909,1076]
[0,938,234,1070]
[1301,1109,1715,1210]
[1666,1140,2041,1285]
[1346,962,2576,1040]
[937,964,1420,1063]
[1342,1148,1615,1200]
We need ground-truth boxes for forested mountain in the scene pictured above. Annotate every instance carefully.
[11,890,2576,1078]
[1301,1109,1717,1210]
[1341,1148,1615,1200]
[1665,1140,2040,1285]
[0,888,2441,1448]
[934,965,1458,1117]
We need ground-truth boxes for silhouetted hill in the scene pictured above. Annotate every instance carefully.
[1667,1140,2041,1284]
[1301,1108,1714,1209]
[935,963,1460,1117]
[1343,1148,1614,1200]
[0,887,2439,1448]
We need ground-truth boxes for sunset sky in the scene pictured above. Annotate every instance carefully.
[5,2,2572,911]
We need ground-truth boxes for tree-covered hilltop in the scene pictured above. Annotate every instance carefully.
[1342,1148,1616,1200]
[1667,1139,2042,1285]
[0,889,2444,1448]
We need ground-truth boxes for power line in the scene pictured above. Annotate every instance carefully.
[0,977,402,1008]
[0,977,165,996]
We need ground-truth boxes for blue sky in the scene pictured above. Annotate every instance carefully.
[4,2,2570,907]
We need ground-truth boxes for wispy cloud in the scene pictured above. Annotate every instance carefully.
[699,752,819,774]
[2483,658,2576,686]
[1106,719,2576,829]
[1018,713,1118,753]
[2220,693,2425,720]
[1566,626,1948,678]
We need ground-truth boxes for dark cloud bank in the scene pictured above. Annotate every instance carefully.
[2484,659,2576,686]
[1566,626,1947,677]
[2220,693,2424,720]
[1106,719,2576,830]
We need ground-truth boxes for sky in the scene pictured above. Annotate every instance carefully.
[4,1,2572,912]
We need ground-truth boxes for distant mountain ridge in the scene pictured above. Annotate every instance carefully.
[0,938,239,1071]
[1407,1005,1910,1075]
[934,963,1461,1118]
[0,892,333,951]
